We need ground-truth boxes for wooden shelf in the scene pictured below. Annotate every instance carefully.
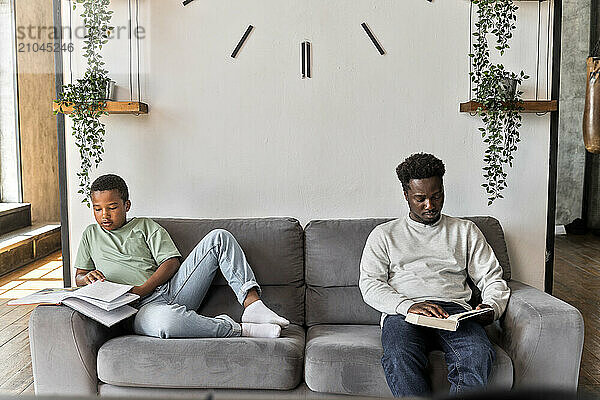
[53,101,148,115]
[460,100,557,113]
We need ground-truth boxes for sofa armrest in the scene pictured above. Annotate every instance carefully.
[501,280,584,390]
[29,305,117,395]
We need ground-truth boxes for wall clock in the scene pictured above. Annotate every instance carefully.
[180,0,415,77]
[227,22,386,79]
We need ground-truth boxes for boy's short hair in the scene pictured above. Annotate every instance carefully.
[90,174,129,203]
[396,153,446,192]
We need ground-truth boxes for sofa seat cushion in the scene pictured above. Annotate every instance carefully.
[304,325,513,397]
[97,324,305,390]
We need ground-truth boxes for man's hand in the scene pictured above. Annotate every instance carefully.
[474,303,495,325]
[407,302,450,319]
[82,270,105,285]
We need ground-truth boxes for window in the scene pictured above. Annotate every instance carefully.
[0,0,22,203]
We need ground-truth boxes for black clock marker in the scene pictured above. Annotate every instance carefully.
[231,25,254,58]
[301,42,306,78]
[306,42,312,78]
[182,0,195,6]
[301,41,312,79]
[361,23,386,55]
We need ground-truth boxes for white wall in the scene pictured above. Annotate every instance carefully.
[63,0,553,289]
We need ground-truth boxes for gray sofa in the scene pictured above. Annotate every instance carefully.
[29,217,584,398]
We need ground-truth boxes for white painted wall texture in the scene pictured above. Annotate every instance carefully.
[63,0,553,289]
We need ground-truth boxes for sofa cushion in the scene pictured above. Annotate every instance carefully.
[305,219,391,326]
[306,286,381,325]
[305,219,391,288]
[304,325,513,396]
[463,216,511,281]
[304,217,511,326]
[98,382,313,398]
[153,217,305,325]
[97,325,305,390]
[196,285,305,325]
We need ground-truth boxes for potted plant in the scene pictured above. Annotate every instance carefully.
[55,0,113,207]
[470,0,529,205]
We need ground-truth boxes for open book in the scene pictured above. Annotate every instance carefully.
[8,280,140,327]
[405,307,493,331]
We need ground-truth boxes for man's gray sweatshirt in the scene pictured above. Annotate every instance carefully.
[359,214,510,322]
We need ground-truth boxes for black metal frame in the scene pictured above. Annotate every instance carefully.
[545,0,563,294]
[52,0,71,287]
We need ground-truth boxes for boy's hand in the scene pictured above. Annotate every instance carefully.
[130,284,152,298]
[474,303,494,325]
[83,270,105,285]
[408,301,450,319]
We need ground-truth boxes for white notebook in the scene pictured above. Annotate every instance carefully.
[8,280,139,327]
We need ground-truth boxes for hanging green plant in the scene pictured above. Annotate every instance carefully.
[470,0,529,205]
[54,0,114,207]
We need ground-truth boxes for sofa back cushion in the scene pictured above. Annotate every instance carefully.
[463,216,511,280]
[304,216,511,326]
[153,217,305,325]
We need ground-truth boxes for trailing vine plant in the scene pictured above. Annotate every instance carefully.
[55,0,113,207]
[470,0,529,205]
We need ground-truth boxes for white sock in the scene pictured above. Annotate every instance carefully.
[241,322,281,338]
[241,300,290,328]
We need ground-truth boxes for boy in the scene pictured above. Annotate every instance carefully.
[75,174,289,338]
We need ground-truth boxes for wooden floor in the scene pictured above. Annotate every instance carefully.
[0,251,63,395]
[553,233,600,396]
[0,237,600,396]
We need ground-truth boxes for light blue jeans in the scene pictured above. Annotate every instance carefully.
[133,229,260,338]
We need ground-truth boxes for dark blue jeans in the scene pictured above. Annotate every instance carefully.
[381,301,495,398]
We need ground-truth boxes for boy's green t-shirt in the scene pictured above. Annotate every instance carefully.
[74,217,181,286]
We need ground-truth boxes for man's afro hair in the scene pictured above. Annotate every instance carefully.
[396,153,445,192]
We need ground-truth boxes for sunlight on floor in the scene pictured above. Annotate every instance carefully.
[0,254,64,299]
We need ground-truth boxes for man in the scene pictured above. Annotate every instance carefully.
[359,153,510,397]
[75,174,289,339]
